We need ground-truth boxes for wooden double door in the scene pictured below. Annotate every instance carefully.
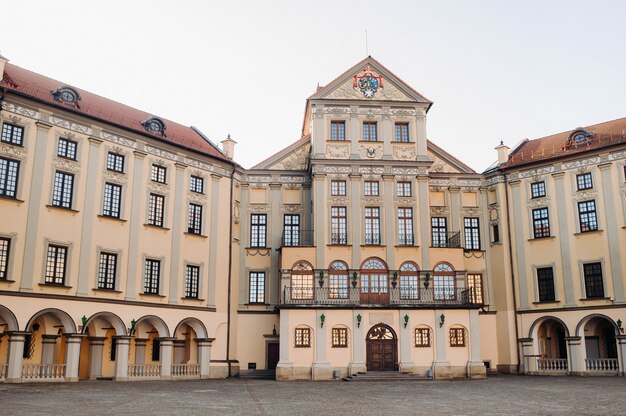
[366,324,398,371]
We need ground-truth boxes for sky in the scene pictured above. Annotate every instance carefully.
[3,0,626,171]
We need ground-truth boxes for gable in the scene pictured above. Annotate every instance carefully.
[252,137,310,171]
[427,141,475,174]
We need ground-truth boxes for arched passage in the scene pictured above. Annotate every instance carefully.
[577,314,619,372]
[128,315,170,379]
[79,311,127,380]
[529,316,569,373]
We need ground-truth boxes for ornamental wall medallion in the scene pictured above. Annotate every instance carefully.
[353,66,384,98]
[360,145,382,159]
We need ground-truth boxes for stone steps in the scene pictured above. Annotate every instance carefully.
[343,371,431,382]
[238,369,276,380]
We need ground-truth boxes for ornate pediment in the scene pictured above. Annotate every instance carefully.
[427,141,475,174]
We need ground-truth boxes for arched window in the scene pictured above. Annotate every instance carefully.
[449,325,467,347]
[329,261,348,299]
[399,262,419,300]
[291,261,314,300]
[360,258,388,304]
[414,325,431,347]
[294,326,311,348]
[434,263,455,300]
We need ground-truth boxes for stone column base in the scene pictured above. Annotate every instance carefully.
[312,362,333,381]
[399,362,417,374]
[348,363,366,375]
[432,361,453,379]
[496,364,518,374]
[276,363,294,381]
[467,361,487,379]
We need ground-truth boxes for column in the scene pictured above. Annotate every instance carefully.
[381,108,392,158]
[64,334,85,382]
[382,175,395,265]
[88,337,106,380]
[449,186,460,233]
[349,310,366,374]
[269,183,282,305]
[510,180,530,309]
[125,151,147,299]
[41,334,59,364]
[20,120,52,291]
[6,332,29,383]
[168,163,187,304]
[314,175,326,269]
[207,174,222,308]
[312,310,331,380]
[415,108,428,160]
[398,310,415,373]
[467,309,486,378]
[238,184,250,306]
[616,335,626,376]
[349,174,362,268]
[159,338,174,379]
[196,338,214,379]
[349,107,360,158]
[432,309,451,379]
[417,176,430,269]
[518,338,535,374]
[552,172,576,307]
[276,310,294,380]
[113,336,131,381]
[566,336,584,376]
[134,338,147,364]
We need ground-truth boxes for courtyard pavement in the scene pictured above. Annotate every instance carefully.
[0,375,625,415]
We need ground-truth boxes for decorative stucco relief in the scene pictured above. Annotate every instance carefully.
[360,144,383,159]
[0,144,27,159]
[101,132,136,149]
[1,102,39,118]
[145,145,176,161]
[392,144,416,160]
[325,77,412,101]
[326,143,350,159]
[268,144,310,170]
[102,171,128,185]
[53,158,80,174]
[572,190,597,201]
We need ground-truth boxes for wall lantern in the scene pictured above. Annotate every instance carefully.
[32,323,40,331]
[320,314,326,328]
[356,314,362,328]
[403,314,409,328]
[318,271,324,288]
[129,318,137,335]
[439,313,445,328]
[79,315,88,332]
[618,319,623,333]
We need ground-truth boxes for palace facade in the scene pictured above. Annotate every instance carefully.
[0,54,624,382]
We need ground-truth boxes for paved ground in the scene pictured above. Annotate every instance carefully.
[0,375,625,415]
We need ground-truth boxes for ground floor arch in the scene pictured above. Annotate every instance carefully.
[366,323,398,371]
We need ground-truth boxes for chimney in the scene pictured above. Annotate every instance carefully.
[0,52,8,78]
[495,141,510,164]
[220,134,237,160]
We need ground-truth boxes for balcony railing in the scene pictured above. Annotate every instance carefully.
[536,358,568,372]
[397,234,414,246]
[432,231,461,248]
[171,363,200,377]
[128,363,161,378]
[364,233,381,245]
[282,287,478,306]
[330,233,348,245]
[281,229,314,246]
[585,358,618,372]
[22,363,65,380]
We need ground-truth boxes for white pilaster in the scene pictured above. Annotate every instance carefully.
[64,334,85,382]
[349,310,366,374]
[6,332,28,383]
[197,338,214,379]
[113,336,131,381]
[312,310,331,380]
[276,311,293,380]
[399,310,415,373]
[467,309,486,378]
[88,337,106,380]
[159,338,174,379]
[566,336,584,376]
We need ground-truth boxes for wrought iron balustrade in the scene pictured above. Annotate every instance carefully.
[281,229,314,246]
[364,233,381,245]
[330,233,348,245]
[432,231,461,248]
[397,234,414,246]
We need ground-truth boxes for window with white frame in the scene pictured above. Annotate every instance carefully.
[331,180,346,196]
[151,164,166,184]
[576,173,593,190]
[397,207,414,245]
[331,206,347,244]
[148,193,165,227]
[583,262,604,299]
[330,121,346,141]
[250,214,267,247]
[464,217,480,250]
[283,214,300,246]
[396,181,412,197]
[399,262,418,300]
[578,200,598,232]
[433,263,455,300]
[329,261,348,299]
[107,153,124,173]
[188,203,203,234]
[394,122,409,142]
[362,121,377,141]
[532,207,550,238]
[530,181,546,198]
[431,217,448,247]
[364,207,381,245]
[364,180,379,196]
[190,175,204,193]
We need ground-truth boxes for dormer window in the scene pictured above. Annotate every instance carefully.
[51,86,80,106]
[141,117,166,136]
[565,129,592,149]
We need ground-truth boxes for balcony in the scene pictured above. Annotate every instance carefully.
[364,233,381,245]
[281,229,314,246]
[432,231,461,248]
[397,234,415,246]
[330,233,348,245]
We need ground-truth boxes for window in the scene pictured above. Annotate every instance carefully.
[464,217,480,250]
[151,338,160,361]
[249,271,265,303]
[532,208,550,238]
[103,183,122,218]
[467,274,483,304]
[110,337,117,361]
[583,262,604,298]
[331,206,347,244]
[144,259,160,295]
[491,224,500,243]
[399,263,418,300]
[449,327,466,347]
[332,328,348,348]
[576,173,593,190]
[0,237,11,280]
[363,180,379,196]
[142,117,165,135]
[394,122,409,142]
[0,157,19,198]
[431,217,448,247]
[1,123,24,146]
[185,265,200,298]
[415,327,431,347]
[578,200,598,232]
[295,327,311,348]
[331,180,346,196]
[151,164,166,184]
[283,214,300,246]
[98,252,117,290]
[188,203,203,234]
[329,261,348,299]
[148,193,165,227]
[52,171,74,208]
[360,258,388,299]
[250,214,267,247]
[362,121,377,141]
[397,207,414,245]
[291,262,314,300]
[364,207,381,245]
[536,267,555,302]
[45,245,67,285]
[57,138,77,160]
[107,153,124,173]
[434,263,455,300]
[396,181,412,197]
[190,175,204,193]
[530,181,546,198]
[330,121,346,141]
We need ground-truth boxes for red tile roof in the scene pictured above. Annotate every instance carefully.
[1,63,228,161]
[503,117,626,169]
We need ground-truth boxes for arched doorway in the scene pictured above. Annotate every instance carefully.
[360,258,389,305]
[79,312,126,380]
[366,324,397,371]
[531,317,569,372]
[578,315,619,372]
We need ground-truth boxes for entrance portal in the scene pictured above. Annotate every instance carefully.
[366,324,398,371]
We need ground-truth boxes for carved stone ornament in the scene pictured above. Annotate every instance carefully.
[326,144,350,159]
[392,144,416,160]
[360,145,382,159]
[49,116,90,134]
[283,205,302,214]
[461,207,480,216]
[102,171,128,185]
[233,202,241,221]
[101,132,136,148]
[188,192,207,204]
[0,144,27,159]
[147,182,169,194]
[489,207,499,221]
[572,191,597,201]
[250,204,269,213]
[53,158,80,174]
[145,145,176,161]
[2,101,39,118]
[527,198,550,208]
[430,206,449,215]
[328,197,348,205]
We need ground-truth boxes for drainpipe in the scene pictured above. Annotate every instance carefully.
[226,164,236,377]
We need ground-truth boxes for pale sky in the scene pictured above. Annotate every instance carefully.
[3,0,626,171]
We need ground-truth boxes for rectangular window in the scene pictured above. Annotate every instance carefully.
[364,207,381,245]
[249,272,265,303]
[331,328,348,348]
[394,122,409,142]
[148,193,165,227]
[52,171,74,208]
[250,214,267,247]
[188,203,203,234]
[397,207,414,245]
[98,252,117,290]
[578,200,598,232]
[431,217,448,247]
[1,123,24,146]
[400,271,418,300]
[185,265,200,298]
[190,175,204,193]
[536,267,555,302]
[151,339,160,361]
[57,138,77,160]
[531,181,546,198]
[294,327,311,348]
[330,121,346,141]
[291,270,314,300]
[576,173,593,190]
[396,181,412,197]
[464,217,480,250]
[45,245,67,285]
[110,337,117,361]
[283,214,300,246]
[103,183,122,218]
[107,153,124,173]
[434,274,455,300]
[532,207,550,238]
[331,206,347,244]
[491,224,500,243]
[450,327,466,347]
[362,121,377,142]
[0,237,10,280]
[467,274,483,304]
[583,262,604,299]
[144,259,160,294]
[151,164,166,184]
[329,271,348,299]
[0,157,19,198]
[415,328,431,347]
[331,180,346,196]
[363,180,379,196]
